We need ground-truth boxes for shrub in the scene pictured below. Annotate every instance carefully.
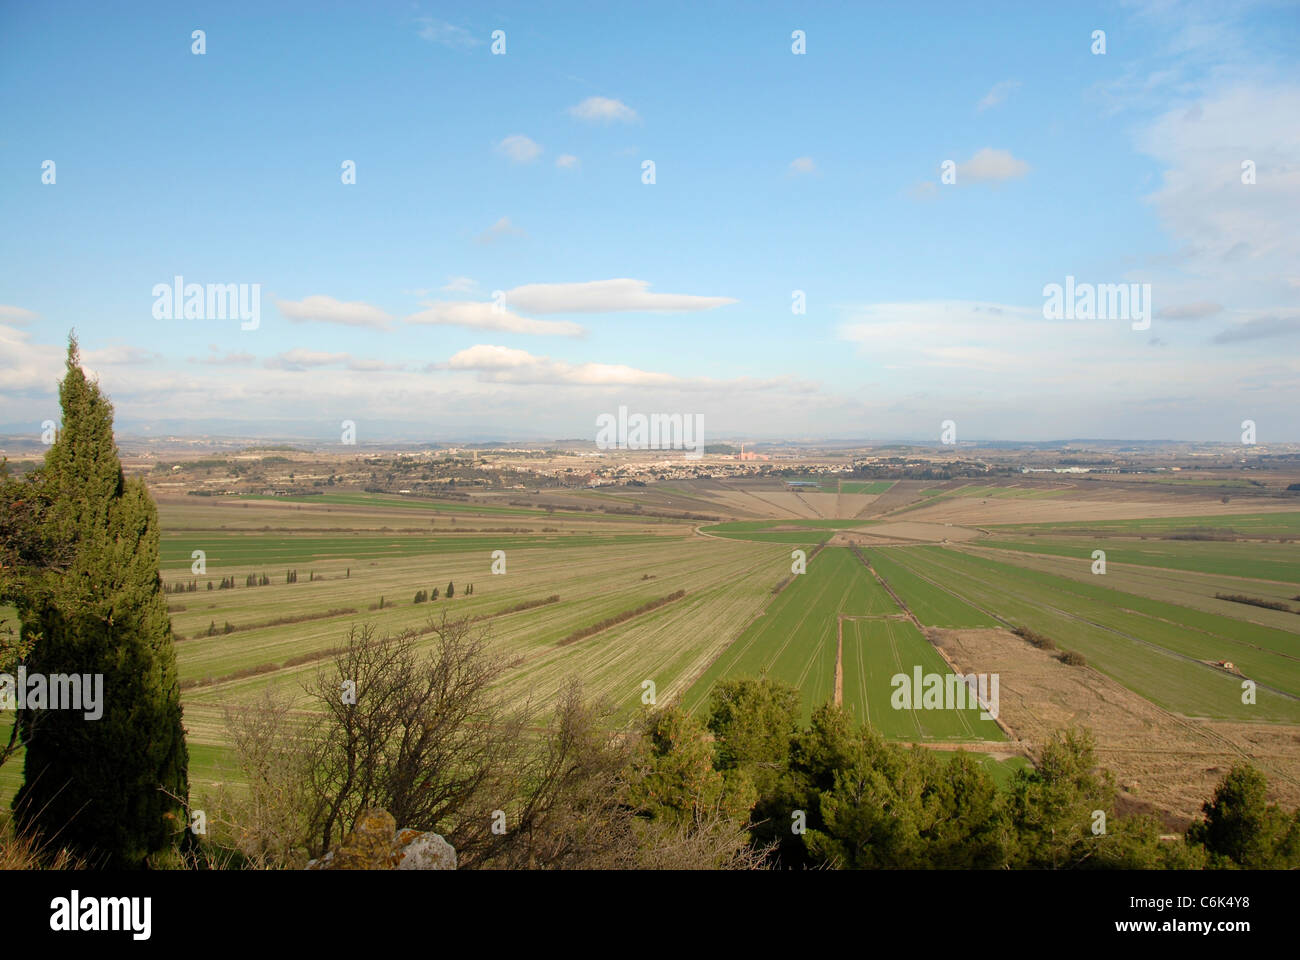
[1216,593,1291,612]
[1012,626,1057,651]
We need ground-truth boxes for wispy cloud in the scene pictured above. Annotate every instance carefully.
[959,147,1030,183]
[265,350,403,372]
[555,154,580,170]
[502,279,737,314]
[1212,314,1300,344]
[568,96,639,123]
[416,18,479,48]
[83,345,161,365]
[0,305,38,324]
[276,295,393,330]
[1159,301,1222,320]
[1137,84,1300,309]
[405,301,583,337]
[437,344,677,386]
[789,156,817,175]
[476,216,527,243]
[265,350,350,370]
[496,134,542,164]
[435,345,816,396]
[0,322,65,393]
[191,344,255,366]
[976,80,1020,112]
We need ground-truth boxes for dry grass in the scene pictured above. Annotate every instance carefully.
[0,816,86,869]
[931,626,1300,824]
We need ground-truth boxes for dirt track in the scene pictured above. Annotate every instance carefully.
[930,626,1300,827]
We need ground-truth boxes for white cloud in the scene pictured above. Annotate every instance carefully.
[976,80,1020,112]
[1212,314,1300,344]
[789,156,817,175]
[83,345,161,365]
[440,345,679,386]
[568,97,639,123]
[556,154,580,169]
[1158,301,1222,320]
[476,216,527,243]
[276,295,393,330]
[405,301,584,337]
[263,351,405,372]
[502,279,737,314]
[832,298,1300,438]
[496,134,542,164]
[436,346,817,398]
[908,180,939,200]
[441,276,478,293]
[959,148,1030,183]
[0,305,38,324]
[192,345,255,366]
[839,301,1042,373]
[416,18,479,48]
[265,350,351,371]
[346,358,408,372]
[1137,84,1300,310]
[0,322,64,393]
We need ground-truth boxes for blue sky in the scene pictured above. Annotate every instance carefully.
[2,0,1298,442]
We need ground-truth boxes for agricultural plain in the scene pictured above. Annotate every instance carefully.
[4,461,1298,824]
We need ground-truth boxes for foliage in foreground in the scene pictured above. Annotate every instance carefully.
[186,628,1299,871]
[2,337,189,868]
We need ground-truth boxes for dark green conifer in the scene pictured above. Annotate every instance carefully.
[13,337,189,867]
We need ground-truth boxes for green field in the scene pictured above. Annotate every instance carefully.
[839,480,896,494]
[705,530,832,545]
[867,550,999,627]
[990,510,1300,538]
[684,547,898,721]
[872,547,1300,722]
[9,482,1300,819]
[841,618,1005,741]
[236,491,648,522]
[701,518,878,543]
[978,536,1300,583]
[159,531,668,569]
[163,529,793,818]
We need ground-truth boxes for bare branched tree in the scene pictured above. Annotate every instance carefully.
[215,616,770,870]
[218,687,314,868]
[302,613,531,861]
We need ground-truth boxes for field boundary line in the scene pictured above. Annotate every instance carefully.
[860,547,1019,742]
[951,544,1300,674]
[835,616,844,706]
[965,541,1300,589]
[670,548,818,708]
[885,547,1300,780]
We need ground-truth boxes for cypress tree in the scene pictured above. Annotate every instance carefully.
[12,337,189,867]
